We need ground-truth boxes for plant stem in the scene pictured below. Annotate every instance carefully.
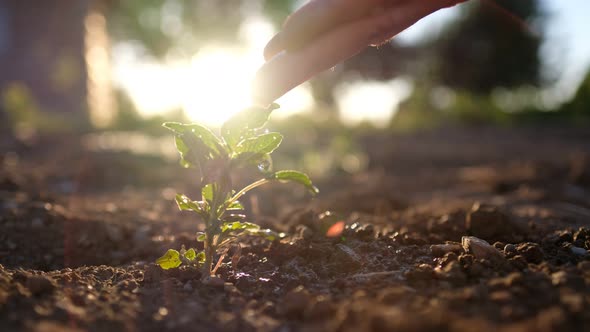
[203,237,213,277]
[203,210,217,277]
[226,178,270,207]
[202,177,269,277]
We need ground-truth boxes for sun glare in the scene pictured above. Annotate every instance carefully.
[184,48,259,125]
[113,17,314,127]
[335,78,413,127]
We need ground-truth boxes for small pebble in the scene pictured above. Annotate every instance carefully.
[461,236,504,263]
[504,244,516,254]
[570,246,587,256]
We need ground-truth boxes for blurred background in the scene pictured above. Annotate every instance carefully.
[1,0,590,180]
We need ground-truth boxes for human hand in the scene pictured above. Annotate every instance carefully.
[252,0,468,105]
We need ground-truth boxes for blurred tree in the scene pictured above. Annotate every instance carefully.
[107,0,239,57]
[560,68,590,119]
[0,0,89,118]
[106,0,297,58]
[262,0,295,26]
[435,0,544,93]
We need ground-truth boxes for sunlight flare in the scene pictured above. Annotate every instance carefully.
[112,17,314,127]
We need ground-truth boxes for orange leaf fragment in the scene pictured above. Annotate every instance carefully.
[326,221,345,238]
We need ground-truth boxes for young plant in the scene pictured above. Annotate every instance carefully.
[156,104,318,277]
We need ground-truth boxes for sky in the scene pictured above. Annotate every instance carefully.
[540,0,590,91]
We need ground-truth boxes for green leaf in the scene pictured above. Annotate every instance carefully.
[174,136,189,154]
[221,105,278,149]
[221,213,246,223]
[235,133,283,155]
[221,221,260,233]
[174,134,211,169]
[175,194,206,212]
[196,251,206,263]
[179,157,191,169]
[165,122,227,171]
[196,232,206,242]
[175,194,193,210]
[175,136,195,168]
[268,103,280,111]
[162,122,186,133]
[232,152,273,172]
[184,248,197,261]
[251,229,280,241]
[241,222,261,230]
[268,170,319,195]
[156,249,182,270]
[201,184,214,202]
[227,201,243,210]
[164,122,225,155]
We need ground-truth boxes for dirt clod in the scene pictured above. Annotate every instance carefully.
[26,275,56,296]
[516,242,544,264]
[466,203,522,242]
[331,244,362,272]
[430,243,463,256]
[278,286,311,318]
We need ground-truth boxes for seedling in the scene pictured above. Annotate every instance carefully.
[156,104,318,277]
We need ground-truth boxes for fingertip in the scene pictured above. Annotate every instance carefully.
[252,50,294,105]
[263,32,285,61]
[251,59,275,106]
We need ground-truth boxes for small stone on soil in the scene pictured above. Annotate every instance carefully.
[503,244,516,256]
[461,236,504,263]
[569,246,587,256]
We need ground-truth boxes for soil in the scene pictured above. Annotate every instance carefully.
[1,126,590,332]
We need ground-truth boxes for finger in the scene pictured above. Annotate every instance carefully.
[263,0,403,61]
[254,0,463,104]
[255,21,370,105]
[367,0,468,46]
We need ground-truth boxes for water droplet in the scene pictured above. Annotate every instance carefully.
[258,160,271,172]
